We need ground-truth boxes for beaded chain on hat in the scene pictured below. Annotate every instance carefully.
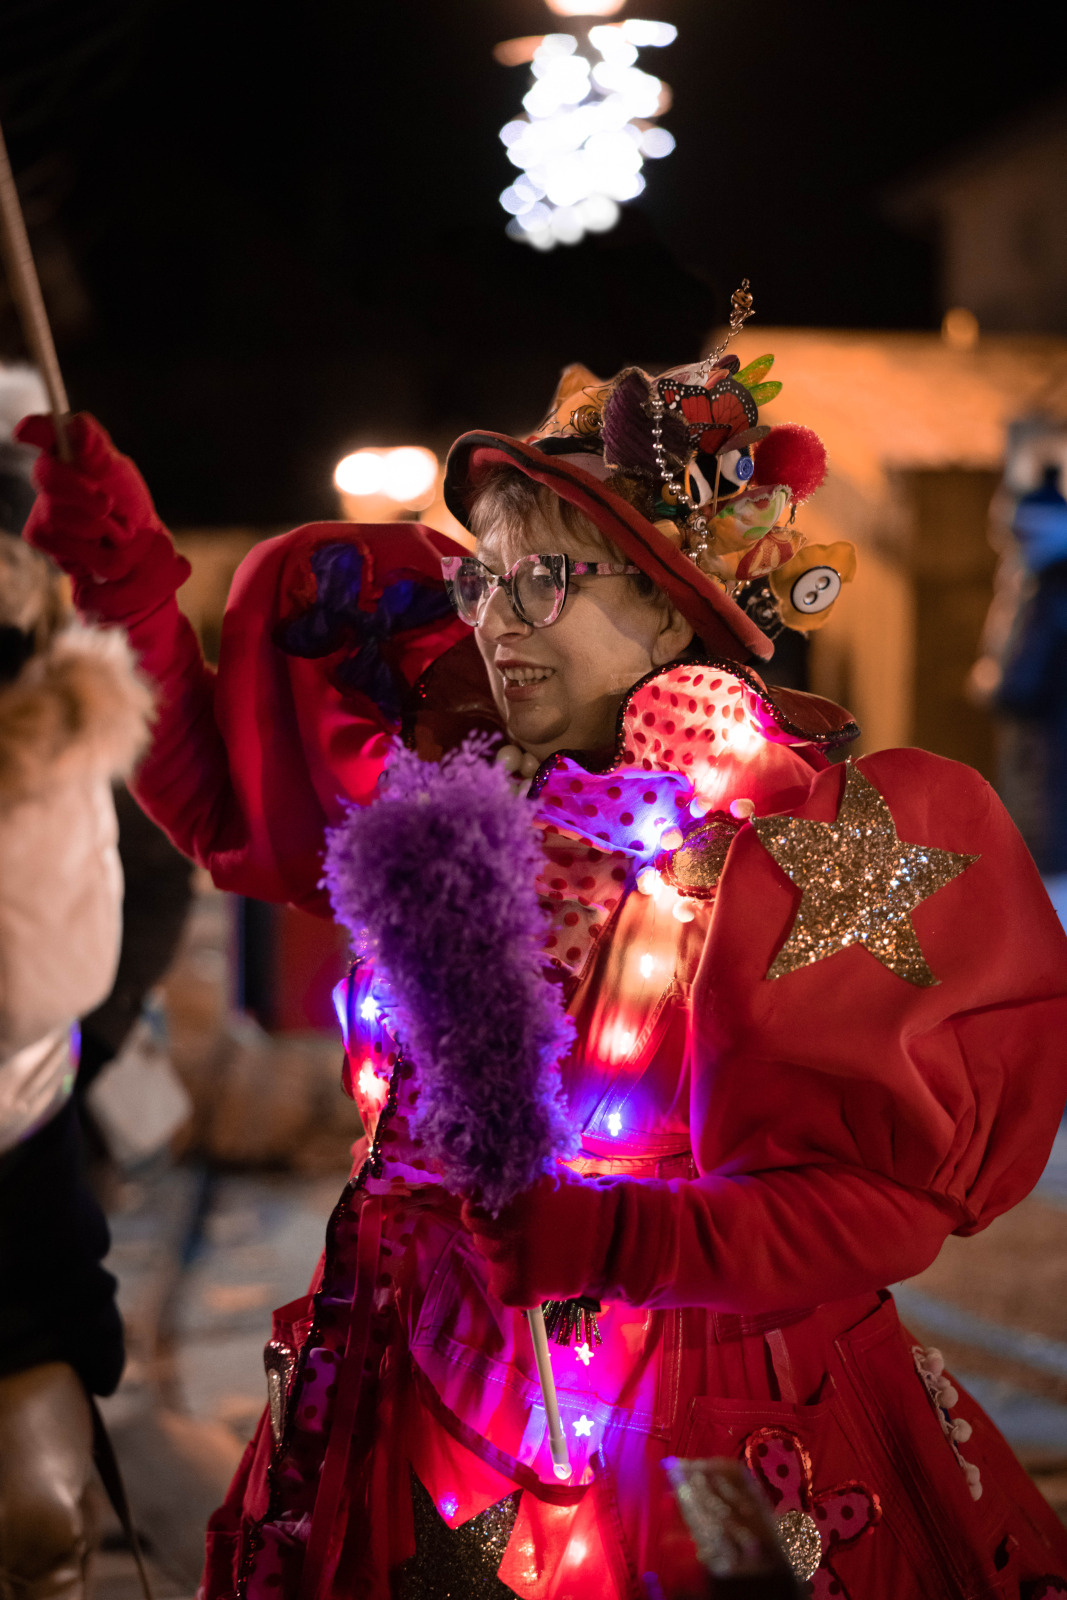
[530,282,856,638]
[648,280,757,555]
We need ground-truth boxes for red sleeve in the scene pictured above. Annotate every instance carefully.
[596,1165,957,1312]
[467,750,1067,1312]
[692,750,1067,1228]
[15,413,473,908]
[130,522,471,911]
[465,1158,957,1313]
[634,749,1067,1308]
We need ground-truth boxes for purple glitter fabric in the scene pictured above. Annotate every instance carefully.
[323,738,576,1215]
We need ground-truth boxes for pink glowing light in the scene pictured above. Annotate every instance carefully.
[357,1060,389,1104]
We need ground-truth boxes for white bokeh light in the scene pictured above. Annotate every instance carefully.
[334,446,438,508]
[380,447,438,504]
[497,19,676,250]
[620,19,677,46]
[334,450,384,496]
[639,125,676,159]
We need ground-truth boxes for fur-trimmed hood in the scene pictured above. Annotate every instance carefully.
[0,623,153,805]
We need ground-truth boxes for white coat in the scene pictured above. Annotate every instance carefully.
[0,625,152,1151]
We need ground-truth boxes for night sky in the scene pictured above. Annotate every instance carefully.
[1,0,1065,526]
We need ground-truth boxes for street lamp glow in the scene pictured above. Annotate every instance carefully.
[544,0,624,14]
[334,446,439,510]
[380,447,438,505]
[334,450,385,496]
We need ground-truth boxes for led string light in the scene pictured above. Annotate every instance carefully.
[357,1058,390,1107]
[496,18,678,250]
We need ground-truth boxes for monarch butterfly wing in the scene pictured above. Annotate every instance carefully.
[701,378,759,453]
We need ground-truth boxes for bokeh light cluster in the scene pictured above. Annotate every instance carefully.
[334,447,438,507]
[498,19,677,250]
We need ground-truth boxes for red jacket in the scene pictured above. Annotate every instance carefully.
[18,422,1067,1597]
[116,527,1067,1600]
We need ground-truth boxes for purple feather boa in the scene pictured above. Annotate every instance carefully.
[322,738,576,1215]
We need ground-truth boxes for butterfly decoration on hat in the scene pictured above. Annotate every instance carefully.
[533,281,856,636]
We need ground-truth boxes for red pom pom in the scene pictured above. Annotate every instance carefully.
[751,424,827,503]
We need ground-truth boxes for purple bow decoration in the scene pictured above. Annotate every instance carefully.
[276,542,454,723]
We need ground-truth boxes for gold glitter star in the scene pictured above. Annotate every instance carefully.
[753,763,978,987]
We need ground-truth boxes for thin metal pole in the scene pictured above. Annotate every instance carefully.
[0,119,71,459]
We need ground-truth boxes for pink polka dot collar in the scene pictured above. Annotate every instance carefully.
[532,661,836,977]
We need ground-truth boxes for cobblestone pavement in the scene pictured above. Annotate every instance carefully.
[93,1129,1067,1595]
[95,1164,341,1596]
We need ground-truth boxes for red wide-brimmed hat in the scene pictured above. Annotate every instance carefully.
[444,428,774,664]
[443,306,847,666]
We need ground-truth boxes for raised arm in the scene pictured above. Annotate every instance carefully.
[15,413,252,870]
[16,414,475,910]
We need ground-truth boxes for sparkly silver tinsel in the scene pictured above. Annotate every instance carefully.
[662,1456,794,1580]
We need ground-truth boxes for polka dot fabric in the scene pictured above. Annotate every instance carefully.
[614,666,772,774]
[743,1426,882,1600]
[532,664,816,979]
[535,766,689,978]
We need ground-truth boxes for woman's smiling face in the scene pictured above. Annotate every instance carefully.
[473,494,693,762]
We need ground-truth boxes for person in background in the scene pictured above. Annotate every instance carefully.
[0,366,47,539]
[0,533,151,1600]
[75,784,195,1194]
[0,362,194,1197]
[995,463,1067,928]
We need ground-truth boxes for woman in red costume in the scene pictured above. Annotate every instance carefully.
[14,327,1067,1600]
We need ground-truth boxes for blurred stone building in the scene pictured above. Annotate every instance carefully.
[728,329,1067,777]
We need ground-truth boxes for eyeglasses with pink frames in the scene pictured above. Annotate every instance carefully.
[441,552,640,628]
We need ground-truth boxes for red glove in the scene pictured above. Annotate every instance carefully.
[461,1161,957,1315]
[462,1166,633,1309]
[15,413,190,625]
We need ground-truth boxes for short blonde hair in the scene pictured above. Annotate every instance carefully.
[468,467,661,602]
